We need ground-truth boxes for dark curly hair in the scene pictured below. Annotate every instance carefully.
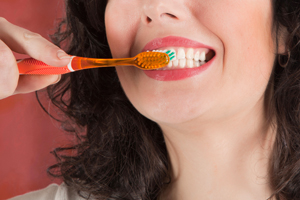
[38,0,300,199]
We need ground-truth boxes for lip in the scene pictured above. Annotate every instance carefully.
[141,36,216,81]
[142,36,214,52]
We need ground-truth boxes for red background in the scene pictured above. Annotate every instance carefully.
[0,0,68,199]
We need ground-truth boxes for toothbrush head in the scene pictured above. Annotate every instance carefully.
[134,50,176,70]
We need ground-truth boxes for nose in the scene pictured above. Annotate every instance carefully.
[142,0,185,25]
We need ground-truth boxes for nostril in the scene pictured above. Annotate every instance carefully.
[146,16,152,23]
[166,13,177,19]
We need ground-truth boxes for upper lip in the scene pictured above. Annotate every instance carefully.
[141,36,214,52]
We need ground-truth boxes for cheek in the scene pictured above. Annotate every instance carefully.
[104,2,129,66]
[201,0,275,100]
[105,1,139,58]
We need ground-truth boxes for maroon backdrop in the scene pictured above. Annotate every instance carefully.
[0,0,68,199]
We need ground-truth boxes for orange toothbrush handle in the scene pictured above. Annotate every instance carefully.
[17,58,72,75]
[17,52,166,75]
[17,56,126,75]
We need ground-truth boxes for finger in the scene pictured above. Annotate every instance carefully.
[0,17,71,67]
[14,74,61,95]
[0,39,19,99]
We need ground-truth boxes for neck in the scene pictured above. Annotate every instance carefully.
[159,100,276,200]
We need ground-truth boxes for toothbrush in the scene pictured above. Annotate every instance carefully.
[17,50,176,75]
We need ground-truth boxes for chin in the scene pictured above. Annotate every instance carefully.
[133,99,207,125]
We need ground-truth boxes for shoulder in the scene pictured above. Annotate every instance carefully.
[8,183,85,200]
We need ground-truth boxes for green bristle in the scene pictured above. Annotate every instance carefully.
[165,50,176,61]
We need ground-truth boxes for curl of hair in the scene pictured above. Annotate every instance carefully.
[270,0,300,199]
[44,0,169,199]
[39,0,300,199]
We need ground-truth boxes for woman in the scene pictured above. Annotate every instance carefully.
[3,0,300,199]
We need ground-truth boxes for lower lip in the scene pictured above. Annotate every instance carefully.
[143,57,215,81]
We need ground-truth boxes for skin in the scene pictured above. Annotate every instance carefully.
[0,17,70,100]
[105,0,286,199]
[0,0,287,199]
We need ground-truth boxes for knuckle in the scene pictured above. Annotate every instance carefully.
[23,31,42,41]
[23,32,53,59]
[0,17,8,25]
[23,31,43,49]
[0,88,15,99]
[44,42,58,54]
[0,48,12,61]
[35,41,58,62]
[0,46,18,98]
[0,76,17,100]
[0,48,13,65]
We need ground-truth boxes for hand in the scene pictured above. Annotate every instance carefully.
[0,17,71,100]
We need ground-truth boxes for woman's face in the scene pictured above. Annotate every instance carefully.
[105,0,276,126]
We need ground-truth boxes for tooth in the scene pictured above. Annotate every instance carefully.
[186,48,194,59]
[194,51,200,61]
[165,49,176,61]
[168,49,177,60]
[177,48,185,59]
[187,59,193,68]
[200,61,206,66]
[194,61,200,67]
[199,51,206,62]
[173,59,179,67]
[168,60,173,68]
[179,59,186,68]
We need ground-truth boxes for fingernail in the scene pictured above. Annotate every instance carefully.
[57,50,70,60]
[52,75,61,85]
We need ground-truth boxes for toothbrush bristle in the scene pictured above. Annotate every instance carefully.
[134,50,177,69]
[169,52,175,57]
[135,51,170,70]
[166,50,176,61]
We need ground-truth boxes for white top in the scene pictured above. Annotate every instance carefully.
[8,183,85,200]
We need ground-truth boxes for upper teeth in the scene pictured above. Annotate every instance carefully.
[171,48,208,69]
[177,48,185,59]
[152,47,208,61]
[152,47,210,69]
[173,47,207,61]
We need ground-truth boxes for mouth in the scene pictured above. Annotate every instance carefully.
[142,36,216,70]
[141,36,216,81]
